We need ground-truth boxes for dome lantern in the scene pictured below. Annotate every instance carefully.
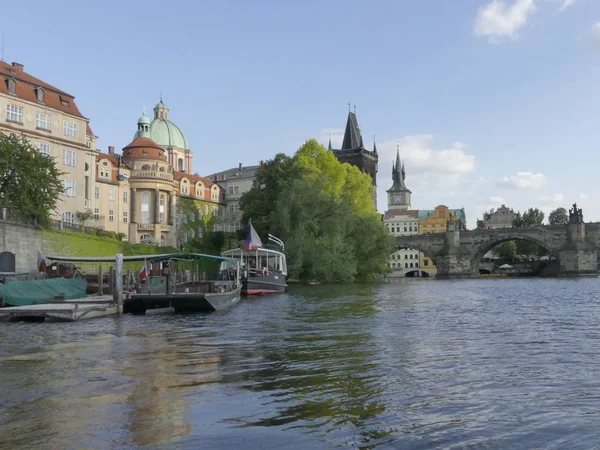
[154,94,169,120]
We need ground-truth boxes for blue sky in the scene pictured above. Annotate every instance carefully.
[3,0,600,226]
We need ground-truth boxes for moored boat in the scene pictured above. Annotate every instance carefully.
[221,220,287,295]
[124,253,242,314]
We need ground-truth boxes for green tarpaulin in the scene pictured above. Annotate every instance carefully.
[0,277,88,307]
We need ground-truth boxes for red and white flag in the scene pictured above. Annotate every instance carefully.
[139,260,148,281]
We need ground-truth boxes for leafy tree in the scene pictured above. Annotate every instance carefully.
[548,207,568,225]
[76,209,94,227]
[513,208,545,227]
[0,133,64,226]
[493,241,516,262]
[240,140,393,282]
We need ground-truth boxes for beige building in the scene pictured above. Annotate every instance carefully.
[1,60,99,224]
[206,162,262,232]
[477,205,516,229]
[92,113,224,246]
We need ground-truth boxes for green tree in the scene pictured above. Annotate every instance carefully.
[76,209,94,227]
[0,133,64,226]
[513,207,545,227]
[493,241,516,262]
[548,207,568,225]
[240,140,393,282]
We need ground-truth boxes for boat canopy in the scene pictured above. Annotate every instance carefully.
[45,253,235,263]
[0,277,87,307]
[221,247,284,257]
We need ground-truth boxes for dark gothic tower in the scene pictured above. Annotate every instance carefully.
[330,107,379,209]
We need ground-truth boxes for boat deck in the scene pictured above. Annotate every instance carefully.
[0,295,117,322]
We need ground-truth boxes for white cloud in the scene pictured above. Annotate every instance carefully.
[498,172,547,189]
[579,193,589,200]
[489,196,506,204]
[559,0,576,11]
[474,0,537,41]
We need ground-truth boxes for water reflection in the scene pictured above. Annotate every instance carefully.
[2,279,600,449]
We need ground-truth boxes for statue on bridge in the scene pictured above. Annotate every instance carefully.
[569,203,583,224]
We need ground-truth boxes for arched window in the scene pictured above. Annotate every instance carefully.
[140,234,151,243]
[141,192,150,224]
[415,263,419,268]
[141,164,150,171]
[405,263,408,268]
[159,194,165,224]
[392,263,396,269]
[160,235,166,247]
[410,263,413,268]
[405,254,408,260]
[62,212,75,225]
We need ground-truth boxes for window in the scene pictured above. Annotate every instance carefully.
[63,180,76,197]
[94,208,100,220]
[123,211,128,223]
[36,87,44,103]
[123,191,128,203]
[109,209,114,222]
[405,263,408,268]
[7,78,16,95]
[159,194,165,224]
[178,158,183,171]
[141,192,150,224]
[198,227,203,238]
[233,204,239,212]
[229,204,234,212]
[405,254,408,260]
[6,104,23,123]
[63,149,76,166]
[100,168,109,178]
[63,120,77,137]
[109,189,115,201]
[140,234,151,243]
[62,212,75,225]
[234,186,239,194]
[95,186,100,199]
[410,263,414,268]
[424,260,429,266]
[35,142,51,156]
[229,187,233,194]
[439,211,446,218]
[212,207,218,217]
[36,112,51,130]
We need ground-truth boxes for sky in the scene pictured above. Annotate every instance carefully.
[3,0,600,227]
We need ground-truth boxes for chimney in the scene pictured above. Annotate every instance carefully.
[108,146,115,155]
[238,162,242,170]
[11,62,24,72]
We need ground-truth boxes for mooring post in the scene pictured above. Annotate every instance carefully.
[114,254,123,314]
[98,265,104,295]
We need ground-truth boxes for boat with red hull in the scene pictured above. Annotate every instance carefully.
[221,226,287,296]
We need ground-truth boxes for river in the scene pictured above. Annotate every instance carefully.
[1,278,600,449]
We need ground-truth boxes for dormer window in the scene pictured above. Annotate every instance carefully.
[59,95,70,107]
[36,87,44,103]
[6,77,16,95]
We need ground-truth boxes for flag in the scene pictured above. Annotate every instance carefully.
[37,251,47,273]
[139,260,148,281]
[244,219,263,251]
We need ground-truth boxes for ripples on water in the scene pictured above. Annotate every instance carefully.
[1,278,600,449]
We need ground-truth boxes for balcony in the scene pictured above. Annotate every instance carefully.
[130,170,174,181]
[137,223,155,231]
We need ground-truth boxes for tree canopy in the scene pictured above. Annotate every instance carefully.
[240,139,393,282]
[548,207,568,225]
[512,208,545,227]
[0,133,64,227]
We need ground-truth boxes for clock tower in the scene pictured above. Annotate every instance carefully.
[386,146,411,210]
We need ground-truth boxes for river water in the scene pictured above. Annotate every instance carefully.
[1,278,600,449]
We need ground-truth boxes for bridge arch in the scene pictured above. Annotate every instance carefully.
[470,232,559,274]
[395,243,439,269]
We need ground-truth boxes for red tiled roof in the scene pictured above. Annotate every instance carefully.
[384,209,418,220]
[96,152,122,184]
[96,152,119,166]
[173,171,215,187]
[0,61,85,119]
[121,137,166,161]
[86,123,94,136]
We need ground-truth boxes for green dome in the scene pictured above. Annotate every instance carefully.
[134,118,188,150]
[138,113,151,125]
[154,101,167,110]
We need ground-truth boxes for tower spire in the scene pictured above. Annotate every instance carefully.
[328,133,332,150]
[373,134,377,153]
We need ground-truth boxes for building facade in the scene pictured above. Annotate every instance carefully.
[383,150,423,276]
[92,110,223,246]
[206,162,262,233]
[477,205,517,229]
[1,61,99,224]
[330,109,378,209]
[418,205,467,270]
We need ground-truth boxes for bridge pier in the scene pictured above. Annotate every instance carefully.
[558,223,598,276]
[435,254,477,278]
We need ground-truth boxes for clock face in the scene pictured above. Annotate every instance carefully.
[394,196,402,204]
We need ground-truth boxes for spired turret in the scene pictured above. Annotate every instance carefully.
[386,145,411,210]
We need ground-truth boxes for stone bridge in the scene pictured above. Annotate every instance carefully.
[395,221,600,278]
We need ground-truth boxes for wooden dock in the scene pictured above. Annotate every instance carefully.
[0,295,117,322]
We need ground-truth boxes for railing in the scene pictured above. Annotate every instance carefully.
[130,170,174,181]
[0,206,35,225]
[49,219,106,233]
[137,223,155,231]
